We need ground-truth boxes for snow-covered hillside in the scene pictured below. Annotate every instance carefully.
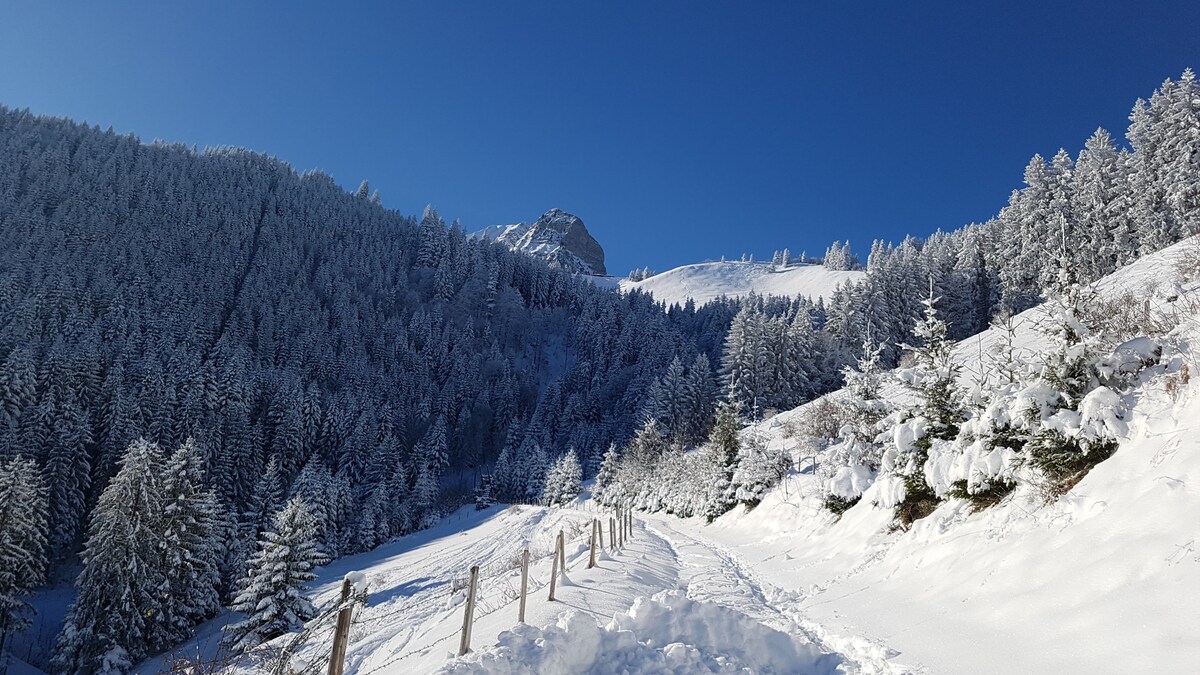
[620,261,864,307]
[709,237,1200,673]
[182,239,1200,675]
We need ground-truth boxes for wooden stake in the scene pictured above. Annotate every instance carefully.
[458,565,479,656]
[588,519,597,568]
[598,516,605,548]
[518,549,529,623]
[549,532,562,601]
[609,517,616,551]
[327,578,353,675]
[558,529,566,570]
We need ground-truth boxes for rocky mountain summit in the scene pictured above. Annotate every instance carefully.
[474,208,606,275]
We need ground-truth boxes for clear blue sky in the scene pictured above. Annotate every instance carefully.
[2,2,1198,275]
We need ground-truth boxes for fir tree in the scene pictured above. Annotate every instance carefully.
[223,497,327,652]
[541,449,582,507]
[159,439,226,633]
[0,455,49,646]
[54,439,169,675]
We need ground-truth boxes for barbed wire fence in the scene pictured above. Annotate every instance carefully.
[247,503,638,675]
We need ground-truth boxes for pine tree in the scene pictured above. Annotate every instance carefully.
[541,449,582,507]
[701,399,741,520]
[159,439,225,633]
[54,439,169,675]
[886,283,961,525]
[223,497,327,652]
[732,431,790,508]
[0,455,48,645]
[593,444,621,506]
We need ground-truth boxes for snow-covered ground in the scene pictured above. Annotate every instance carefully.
[149,496,909,674]
[619,261,864,307]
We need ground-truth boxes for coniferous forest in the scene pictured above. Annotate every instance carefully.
[0,68,1197,673]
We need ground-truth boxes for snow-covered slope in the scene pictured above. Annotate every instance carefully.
[703,237,1200,674]
[620,261,865,307]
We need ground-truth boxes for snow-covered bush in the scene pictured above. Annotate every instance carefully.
[733,433,792,509]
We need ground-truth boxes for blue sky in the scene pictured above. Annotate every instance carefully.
[2,2,1198,275]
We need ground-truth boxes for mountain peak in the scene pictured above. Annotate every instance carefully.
[475,209,607,275]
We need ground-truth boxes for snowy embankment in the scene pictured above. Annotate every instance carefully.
[687,238,1200,674]
[619,261,863,307]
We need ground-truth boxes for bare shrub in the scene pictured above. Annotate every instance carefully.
[1080,289,1177,340]
[785,395,846,443]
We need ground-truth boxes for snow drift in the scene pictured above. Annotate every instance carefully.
[437,591,841,675]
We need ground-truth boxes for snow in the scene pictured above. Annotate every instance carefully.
[438,591,840,674]
[619,261,864,307]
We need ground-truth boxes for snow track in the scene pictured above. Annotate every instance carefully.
[644,516,914,675]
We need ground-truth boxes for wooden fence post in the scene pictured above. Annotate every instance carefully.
[518,549,529,623]
[549,531,562,601]
[326,578,354,675]
[627,509,633,540]
[557,529,566,570]
[588,519,597,568]
[609,517,616,551]
[598,516,605,549]
[458,565,479,656]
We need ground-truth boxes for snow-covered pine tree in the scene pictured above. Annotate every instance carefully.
[222,497,327,652]
[0,455,48,643]
[1022,256,1123,486]
[732,431,790,509]
[159,439,226,634]
[644,357,690,442]
[823,334,890,512]
[593,444,621,506]
[541,449,582,507]
[54,439,169,675]
[885,283,962,526]
[474,474,493,511]
[700,399,741,521]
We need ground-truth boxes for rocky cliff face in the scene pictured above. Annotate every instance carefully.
[474,208,606,275]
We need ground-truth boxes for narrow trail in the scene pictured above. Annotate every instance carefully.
[643,515,916,675]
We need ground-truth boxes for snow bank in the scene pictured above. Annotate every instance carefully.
[620,261,863,307]
[437,591,840,674]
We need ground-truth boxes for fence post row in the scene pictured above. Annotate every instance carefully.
[518,549,530,623]
[459,515,647,656]
[458,565,480,656]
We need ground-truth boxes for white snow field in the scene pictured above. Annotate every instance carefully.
[619,261,864,307]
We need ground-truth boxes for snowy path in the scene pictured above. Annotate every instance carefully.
[643,516,914,675]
